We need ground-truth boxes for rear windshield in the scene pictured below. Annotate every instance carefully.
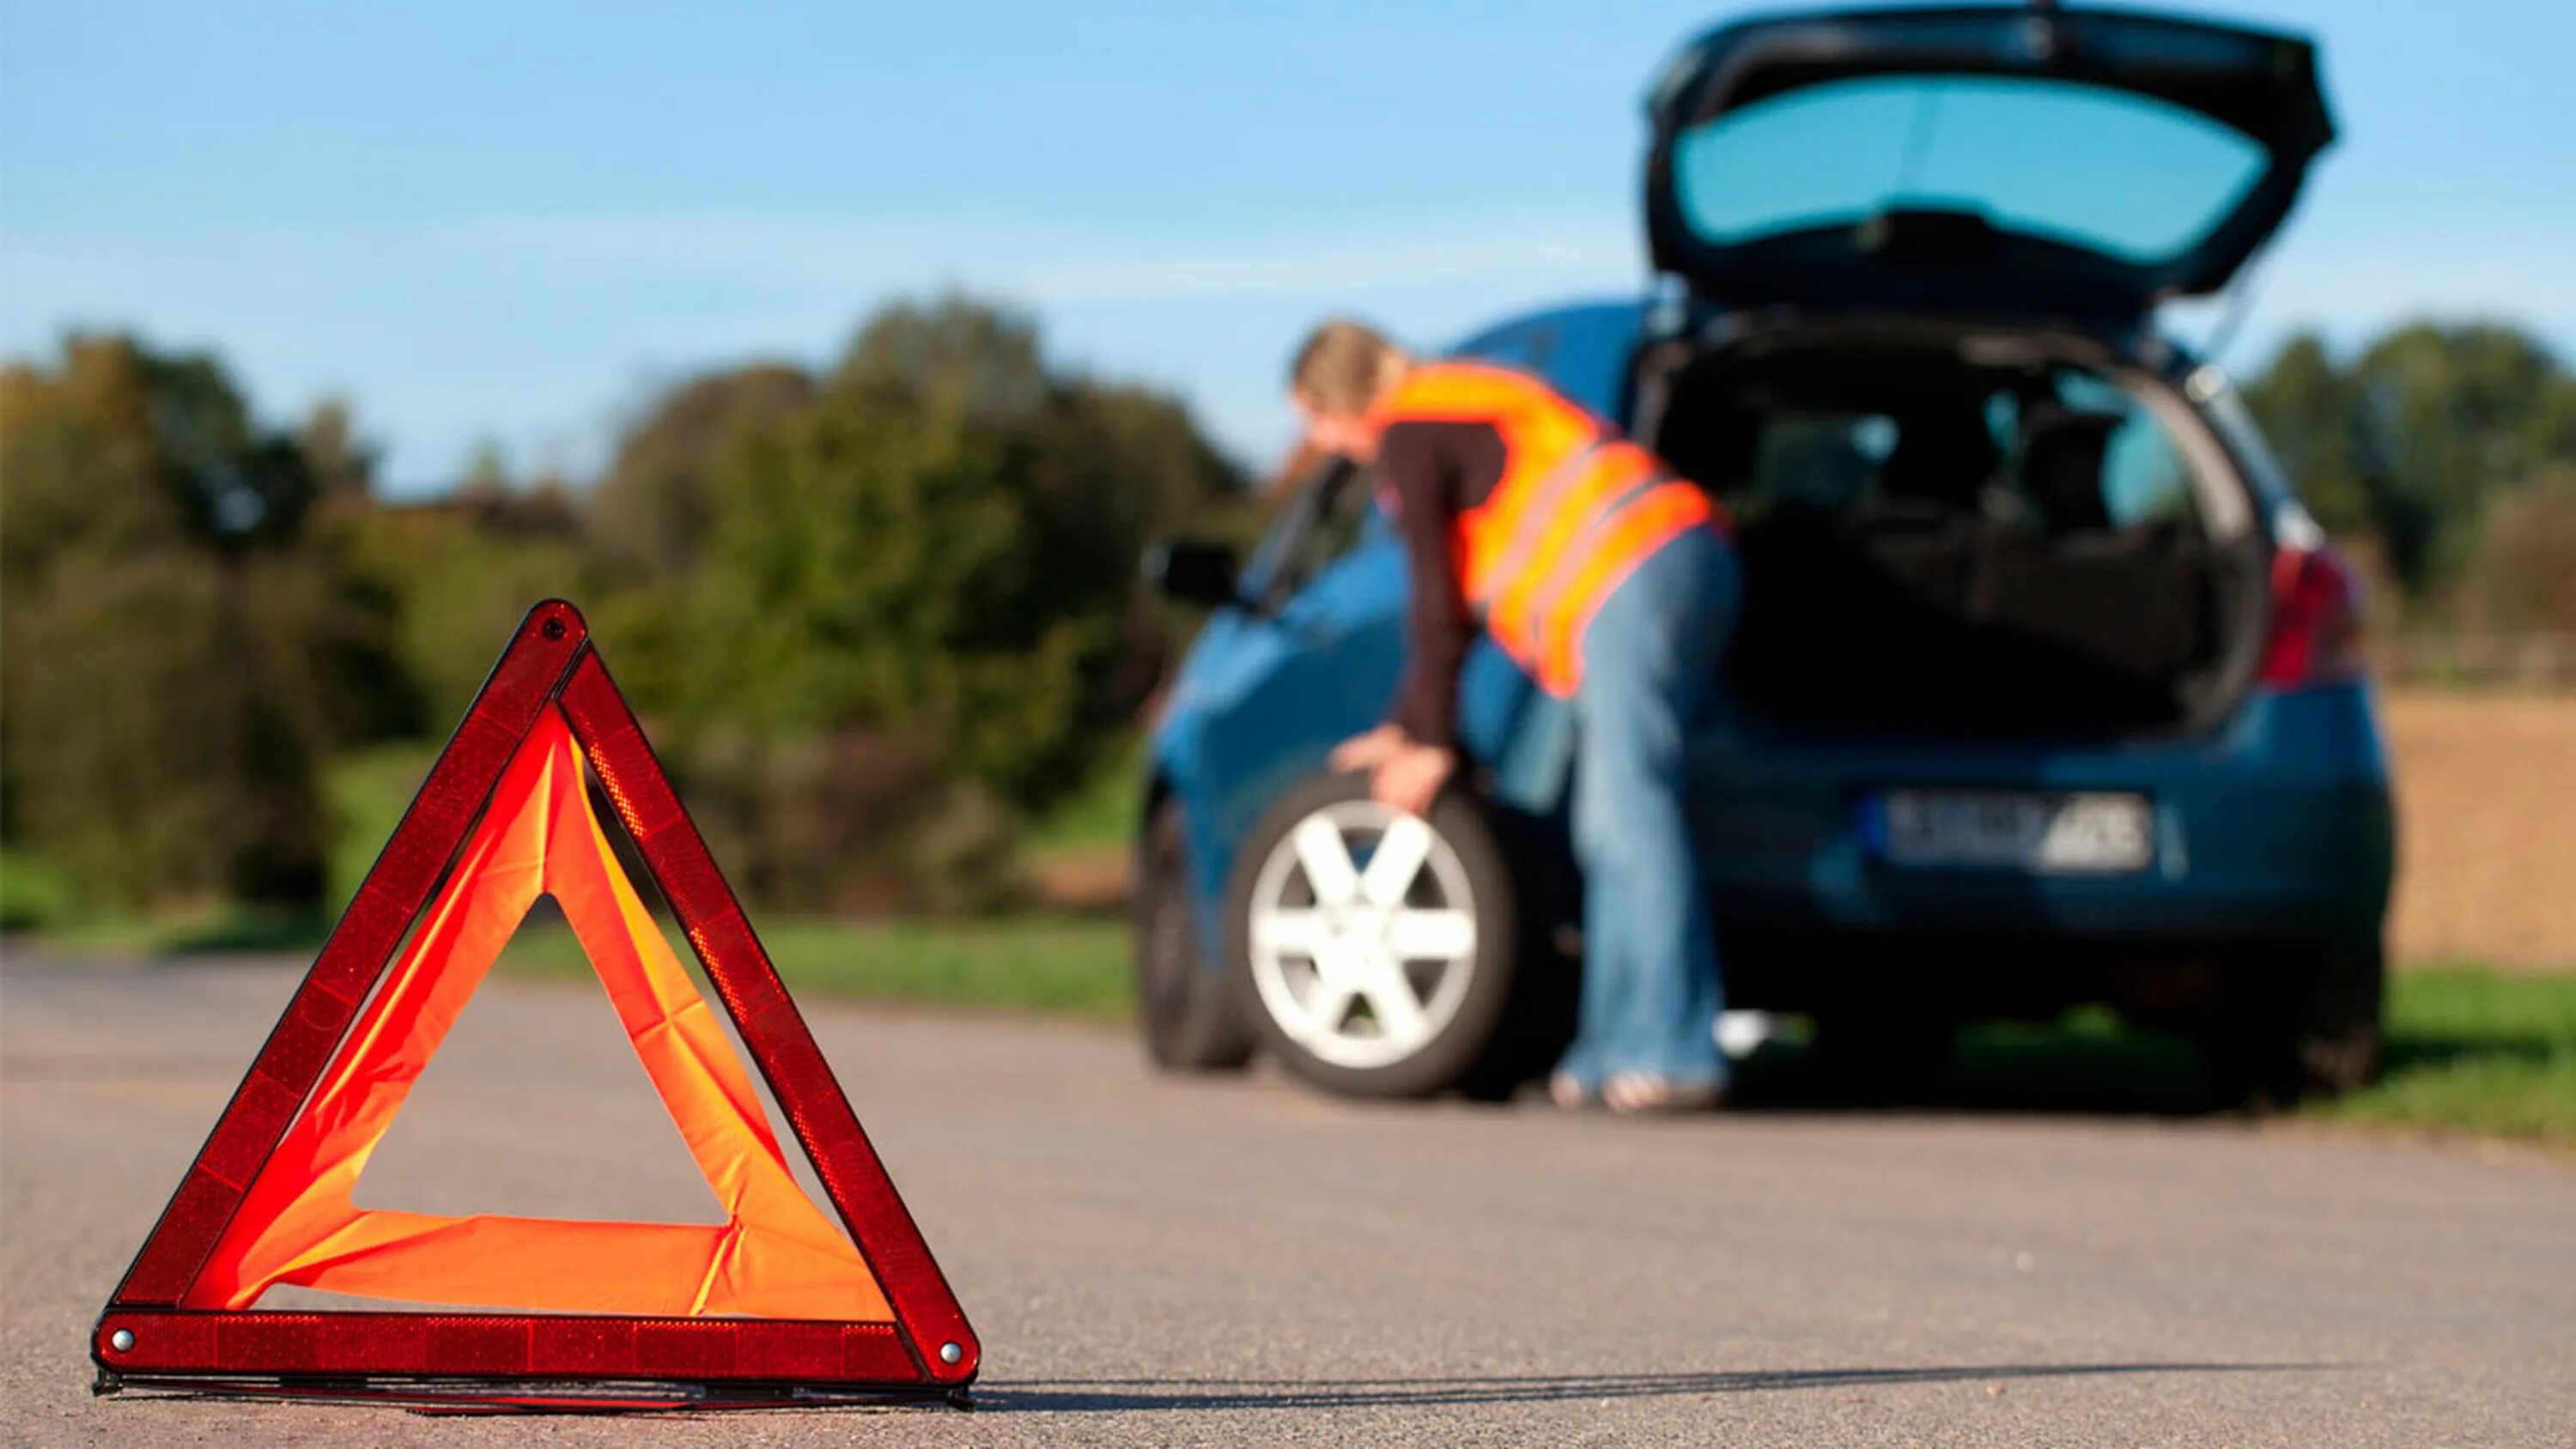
[1671,75,2269,264]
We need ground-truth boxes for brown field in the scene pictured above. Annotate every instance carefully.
[2384,690,2576,973]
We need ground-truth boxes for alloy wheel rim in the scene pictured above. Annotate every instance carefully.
[1246,800,1478,1070]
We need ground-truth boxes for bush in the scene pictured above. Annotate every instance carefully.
[5,551,329,907]
[655,725,1021,915]
[580,297,1246,909]
[1,302,1252,920]
[326,491,589,728]
[2459,464,2576,633]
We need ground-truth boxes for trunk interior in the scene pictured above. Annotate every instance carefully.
[1648,332,2269,738]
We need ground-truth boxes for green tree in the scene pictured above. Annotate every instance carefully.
[2,336,196,583]
[2238,332,2377,538]
[299,397,377,500]
[1,334,394,908]
[590,364,816,580]
[328,485,590,728]
[609,297,1242,803]
[2351,322,2576,582]
[588,296,1245,907]
[2242,321,2576,597]
[835,295,1049,425]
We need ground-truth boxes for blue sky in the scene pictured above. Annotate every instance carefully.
[5,1,2572,494]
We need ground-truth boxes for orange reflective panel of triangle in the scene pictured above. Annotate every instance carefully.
[181,707,891,1321]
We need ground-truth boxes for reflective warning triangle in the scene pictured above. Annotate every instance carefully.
[93,601,977,1406]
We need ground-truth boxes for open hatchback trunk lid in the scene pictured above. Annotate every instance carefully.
[1643,4,2335,319]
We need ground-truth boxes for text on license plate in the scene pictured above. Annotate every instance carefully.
[1874,790,2154,874]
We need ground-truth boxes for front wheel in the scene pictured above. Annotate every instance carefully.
[1228,773,1530,1099]
[1133,800,1253,1072]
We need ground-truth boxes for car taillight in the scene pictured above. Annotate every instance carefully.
[2258,543,2367,687]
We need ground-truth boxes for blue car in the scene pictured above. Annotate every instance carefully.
[1133,4,2391,1103]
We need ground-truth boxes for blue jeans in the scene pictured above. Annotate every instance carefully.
[1555,524,1738,1089]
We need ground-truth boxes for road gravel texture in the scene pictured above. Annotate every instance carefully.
[4,951,2572,1446]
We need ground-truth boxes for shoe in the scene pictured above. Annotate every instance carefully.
[1547,1071,1595,1110]
[1602,1071,1727,1115]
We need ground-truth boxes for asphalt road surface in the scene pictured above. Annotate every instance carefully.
[5,950,2572,1446]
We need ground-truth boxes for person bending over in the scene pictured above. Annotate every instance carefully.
[1286,319,1741,1113]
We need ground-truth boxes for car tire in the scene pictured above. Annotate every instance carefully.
[1133,799,1254,1073]
[1227,772,1529,1099]
[2202,937,2384,1106]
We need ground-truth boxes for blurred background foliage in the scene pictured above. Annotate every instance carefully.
[2239,320,2576,623]
[2,300,2569,924]
[3,295,1256,919]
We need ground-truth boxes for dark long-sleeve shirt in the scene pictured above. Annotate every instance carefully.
[1375,418,1509,750]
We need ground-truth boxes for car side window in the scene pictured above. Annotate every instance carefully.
[1301,466,1384,570]
[1250,458,1386,609]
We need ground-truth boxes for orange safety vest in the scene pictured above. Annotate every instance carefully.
[1369,361,1723,697]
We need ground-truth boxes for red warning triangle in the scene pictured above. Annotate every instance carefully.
[93,601,977,1406]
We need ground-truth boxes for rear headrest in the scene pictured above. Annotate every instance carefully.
[1880,410,1999,509]
[2020,405,2123,533]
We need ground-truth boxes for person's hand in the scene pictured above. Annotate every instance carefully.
[1332,724,1455,815]
[1369,739,1456,817]
[1330,723,1406,773]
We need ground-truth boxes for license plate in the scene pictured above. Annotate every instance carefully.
[1874,790,2154,874]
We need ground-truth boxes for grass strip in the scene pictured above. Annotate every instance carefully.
[2310,967,2576,1143]
[495,913,1134,1022]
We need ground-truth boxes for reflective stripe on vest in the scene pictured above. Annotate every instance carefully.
[1368,361,1721,697]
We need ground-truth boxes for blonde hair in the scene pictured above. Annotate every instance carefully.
[1289,318,1406,415]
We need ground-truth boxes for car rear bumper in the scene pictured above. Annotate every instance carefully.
[1688,682,2395,948]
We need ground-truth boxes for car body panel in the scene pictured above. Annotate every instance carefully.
[1684,679,2391,945]
[1450,301,1650,419]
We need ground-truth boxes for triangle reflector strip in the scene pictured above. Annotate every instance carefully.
[93,601,978,1406]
